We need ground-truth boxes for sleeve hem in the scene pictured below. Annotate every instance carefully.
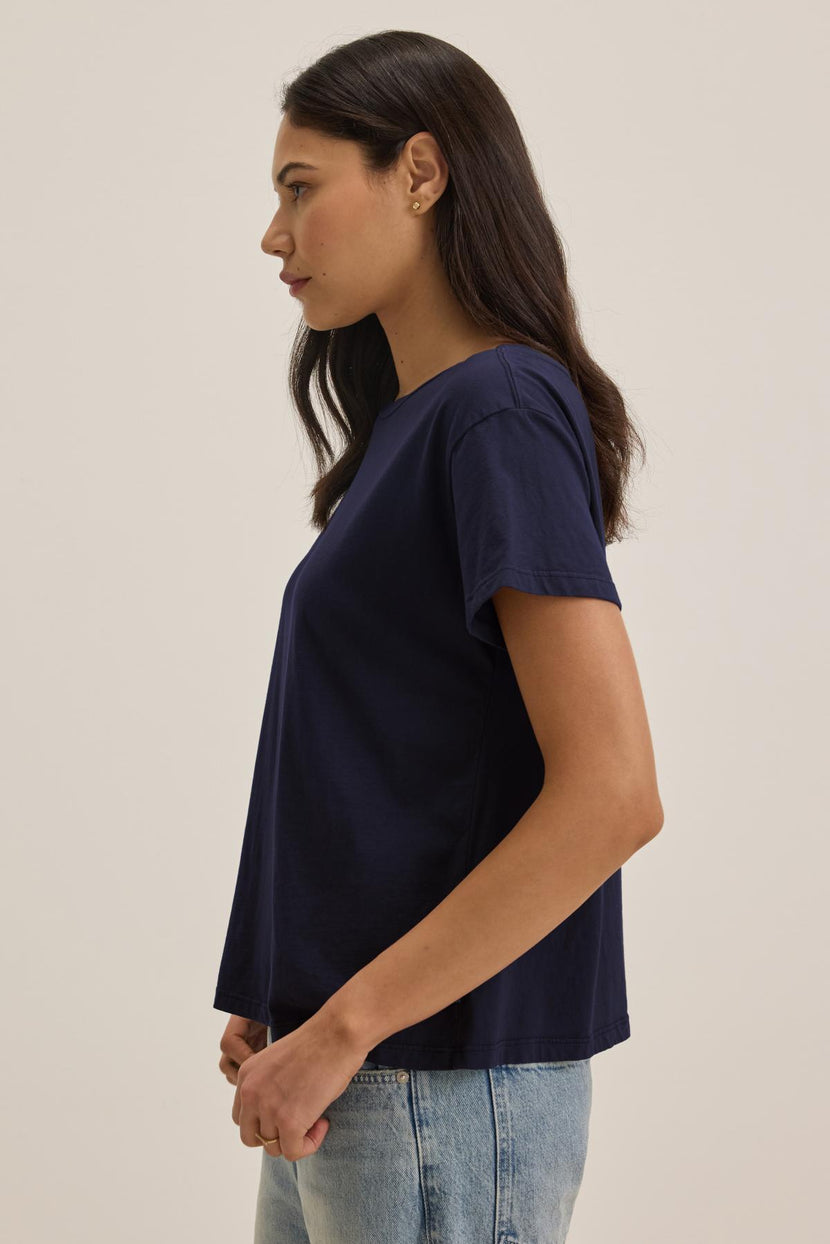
[466,566,622,648]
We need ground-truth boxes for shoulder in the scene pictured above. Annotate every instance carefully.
[439,344,589,452]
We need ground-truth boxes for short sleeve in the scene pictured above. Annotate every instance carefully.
[449,405,622,649]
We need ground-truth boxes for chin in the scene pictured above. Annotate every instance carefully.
[303,310,369,332]
[299,292,376,332]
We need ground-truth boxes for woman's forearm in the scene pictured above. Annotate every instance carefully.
[320,780,662,1051]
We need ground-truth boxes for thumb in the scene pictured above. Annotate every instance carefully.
[301,1115,330,1156]
[219,1031,258,1085]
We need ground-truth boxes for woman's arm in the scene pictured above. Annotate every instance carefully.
[319,590,664,1052]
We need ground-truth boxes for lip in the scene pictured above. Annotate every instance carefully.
[288,278,311,296]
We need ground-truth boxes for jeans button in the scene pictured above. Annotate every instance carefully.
[396,1070,409,1083]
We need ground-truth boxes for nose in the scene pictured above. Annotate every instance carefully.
[260,214,289,257]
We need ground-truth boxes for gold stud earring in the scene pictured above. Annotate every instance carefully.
[412,201,420,210]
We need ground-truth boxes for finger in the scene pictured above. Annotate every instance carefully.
[218,1053,240,1084]
[282,1116,330,1164]
[238,1101,266,1149]
[222,1032,257,1065]
[248,1023,269,1053]
[256,1121,283,1159]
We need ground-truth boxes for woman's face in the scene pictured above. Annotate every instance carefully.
[261,118,440,331]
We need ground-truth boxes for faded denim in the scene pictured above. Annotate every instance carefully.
[253,1055,592,1243]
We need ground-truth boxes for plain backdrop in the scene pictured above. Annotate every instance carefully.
[1,3,827,1241]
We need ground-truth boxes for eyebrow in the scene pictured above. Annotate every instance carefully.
[273,161,319,189]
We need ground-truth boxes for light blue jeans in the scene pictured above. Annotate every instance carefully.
[253,1053,592,1243]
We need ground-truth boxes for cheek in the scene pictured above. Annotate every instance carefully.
[302,207,352,272]
[347,213,398,280]
[303,196,398,290]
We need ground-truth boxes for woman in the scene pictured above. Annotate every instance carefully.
[215,29,663,1244]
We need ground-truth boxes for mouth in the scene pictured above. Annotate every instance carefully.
[289,278,311,296]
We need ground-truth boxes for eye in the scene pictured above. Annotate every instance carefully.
[284,181,308,202]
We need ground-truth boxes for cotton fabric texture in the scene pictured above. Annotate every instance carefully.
[213,343,630,1069]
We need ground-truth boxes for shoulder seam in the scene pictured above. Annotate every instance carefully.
[495,345,522,407]
[496,342,574,404]
[447,402,573,461]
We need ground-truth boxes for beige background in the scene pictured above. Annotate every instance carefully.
[2,3,827,1241]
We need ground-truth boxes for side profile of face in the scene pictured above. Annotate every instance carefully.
[261,117,447,331]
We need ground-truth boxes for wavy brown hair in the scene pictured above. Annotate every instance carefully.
[279,29,646,542]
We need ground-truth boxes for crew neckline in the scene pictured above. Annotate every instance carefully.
[377,343,527,420]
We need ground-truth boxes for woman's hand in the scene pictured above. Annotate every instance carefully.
[230,1011,371,1162]
[218,1014,269,1085]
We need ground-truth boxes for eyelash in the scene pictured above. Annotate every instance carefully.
[283,181,308,202]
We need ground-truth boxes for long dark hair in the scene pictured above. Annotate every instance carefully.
[279,30,646,542]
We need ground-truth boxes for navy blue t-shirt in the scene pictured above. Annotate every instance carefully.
[213,343,630,1070]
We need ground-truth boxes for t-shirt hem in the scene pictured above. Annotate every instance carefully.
[213,988,273,1028]
[359,1013,631,1069]
[214,989,630,1070]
